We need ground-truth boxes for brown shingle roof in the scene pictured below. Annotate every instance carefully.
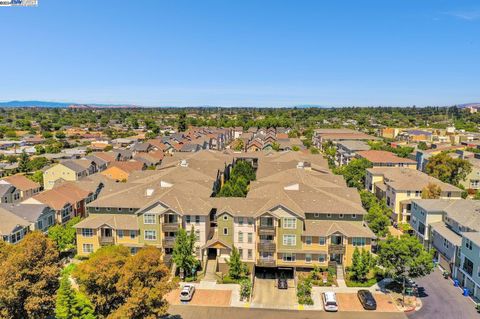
[356,150,416,164]
[3,174,40,191]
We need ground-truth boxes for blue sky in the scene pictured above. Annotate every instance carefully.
[1,0,479,107]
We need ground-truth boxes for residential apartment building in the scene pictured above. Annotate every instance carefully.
[74,150,375,275]
[43,157,107,189]
[312,128,379,150]
[0,203,55,244]
[365,167,462,223]
[334,140,370,166]
[355,150,417,169]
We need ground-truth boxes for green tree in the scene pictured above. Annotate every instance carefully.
[425,152,472,186]
[349,248,376,282]
[0,232,60,319]
[48,216,81,251]
[225,246,248,280]
[178,112,187,132]
[18,150,30,172]
[172,227,197,280]
[233,139,244,151]
[334,158,373,189]
[55,131,66,139]
[71,292,96,319]
[55,274,75,319]
[377,235,434,299]
[417,141,428,150]
[28,170,44,184]
[27,156,48,171]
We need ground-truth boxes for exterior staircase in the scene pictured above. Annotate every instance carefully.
[203,257,218,282]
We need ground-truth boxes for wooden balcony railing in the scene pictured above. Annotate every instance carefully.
[257,241,276,252]
[328,244,345,254]
[162,223,179,232]
[257,258,276,267]
[162,237,176,247]
[100,236,114,245]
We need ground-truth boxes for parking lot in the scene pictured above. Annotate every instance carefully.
[336,293,399,312]
[165,288,232,307]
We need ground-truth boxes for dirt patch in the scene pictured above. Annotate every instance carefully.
[166,288,232,307]
[336,293,399,312]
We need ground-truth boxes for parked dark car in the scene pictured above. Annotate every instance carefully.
[278,277,288,289]
[357,289,377,310]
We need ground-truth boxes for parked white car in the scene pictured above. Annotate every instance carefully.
[180,284,195,302]
[322,291,338,312]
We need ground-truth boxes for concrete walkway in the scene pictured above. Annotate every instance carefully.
[202,258,218,283]
[336,264,347,288]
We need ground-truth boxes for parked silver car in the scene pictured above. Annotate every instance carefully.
[180,284,195,302]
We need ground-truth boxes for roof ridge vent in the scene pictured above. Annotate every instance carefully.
[145,188,154,197]
[296,161,304,169]
[180,159,188,167]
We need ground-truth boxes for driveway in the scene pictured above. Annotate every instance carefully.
[252,278,296,308]
[407,268,477,319]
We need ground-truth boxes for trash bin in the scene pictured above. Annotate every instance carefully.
[454,279,459,287]
[463,288,469,296]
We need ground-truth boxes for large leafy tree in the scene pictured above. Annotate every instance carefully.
[334,158,373,189]
[225,246,248,280]
[425,152,472,186]
[0,232,61,319]
[349,248,376,282]
[73,245,130,317]
[110,246,173,319]
[172,227,198,279]
[378,235,434,296]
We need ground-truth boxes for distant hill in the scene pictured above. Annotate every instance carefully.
[0,100,72,108]
[458,103,480,109]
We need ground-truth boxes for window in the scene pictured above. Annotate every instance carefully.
[283,234,296,246]
[223,215,228,220]
[118,230,124,238]
[106,207,111,211]
[318,254,326,262]
[306,254,312,263]
[95,207,99,211]
[248,233,253,243]
[223,227,228,235]
[319,237,326,245]
[314,213,319,218]
[238,231,244,242]
[238,217,244,225]
[443,238,450,249]
[239,248,243,259]
[248,249,253,259]
[117,208,122,212]
[48,215,54,226]
[130,230,136,239]
[248,218,253,225]
[305,236,312,245]
[283,218,296,229]
[463,257,474,276]
[82,228,93,237]
[195,216,200,224]
[185,215,191,224]
[129,208,134,212]
[466,239,473,250]
[143,214,156,224]
[38,219,43,230]
[144,230,157,240]
[352,237,366,246]
[283,253,296,262]
[352,214,357,219]
[327,214,331,218]
[339,214,344,219]
[82,244,94,253]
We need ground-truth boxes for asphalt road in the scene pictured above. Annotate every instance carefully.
[166,305,407,319]
[407,268,477,319]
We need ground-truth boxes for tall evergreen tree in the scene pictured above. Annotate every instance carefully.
[18,150,30,172]
[226,246,248,280]
[55,274,74,319]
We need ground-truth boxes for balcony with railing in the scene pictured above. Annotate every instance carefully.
[162,237,176,248]
[257,258,276,267]
[328,244,346,254]
[257,240,276,252]
[100,236,114,245]
[258,223,275,235]
[162,223,180,232]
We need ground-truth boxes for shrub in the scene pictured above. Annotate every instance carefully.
[297,277,313,305]
[240,279,252,301]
